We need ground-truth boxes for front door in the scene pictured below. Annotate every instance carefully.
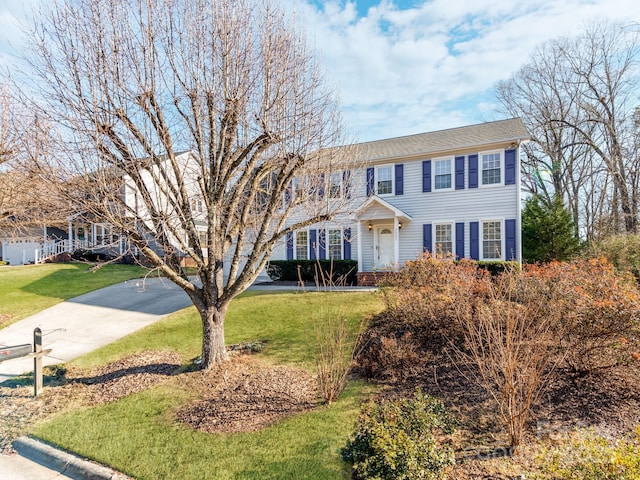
[376,226,395,268]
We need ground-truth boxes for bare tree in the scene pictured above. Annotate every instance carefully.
[496,21,640,239]
[20,0,355,367]
[0,83,67,236]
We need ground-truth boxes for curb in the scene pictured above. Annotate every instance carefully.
[12,437,130,480]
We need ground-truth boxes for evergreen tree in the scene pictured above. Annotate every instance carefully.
[522,194,581,262]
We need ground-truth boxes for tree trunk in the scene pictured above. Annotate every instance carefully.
[201,305,229,368]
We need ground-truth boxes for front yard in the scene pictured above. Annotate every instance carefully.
[2,262,640,479]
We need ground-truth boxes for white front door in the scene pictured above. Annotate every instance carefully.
[375,226,395,268]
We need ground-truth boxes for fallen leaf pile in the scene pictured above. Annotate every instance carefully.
[176,359,319,433]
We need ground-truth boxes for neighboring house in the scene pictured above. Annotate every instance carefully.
[2,118,530,283]
[270,117,530,285]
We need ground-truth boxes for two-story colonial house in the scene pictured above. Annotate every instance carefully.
[270,118,530,285]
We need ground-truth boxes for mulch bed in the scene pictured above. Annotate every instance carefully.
[175,358,319,433]
[0,350,181,453]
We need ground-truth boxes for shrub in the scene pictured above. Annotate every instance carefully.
[376,253,486,353]
[341,389,456,480]
[526,259,640,373]
[266,260,357,285]
[455,267,567,451]
[475,260,521,275]
[536,427,640,479]
[312,305,361,404]
[356,330,421,381]
[585,233,640,280]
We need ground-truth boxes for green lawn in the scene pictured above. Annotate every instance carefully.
[0,263,147,328]
[33,290,384,479]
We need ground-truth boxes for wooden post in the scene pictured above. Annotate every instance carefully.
[34,327,43,397]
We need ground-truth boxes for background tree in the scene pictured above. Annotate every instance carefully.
[497,21,640,240]
[0,83,66,236]
[522,194,581,263]
[20,0,355,368]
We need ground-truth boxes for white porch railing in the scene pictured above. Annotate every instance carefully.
[34,239,91,264]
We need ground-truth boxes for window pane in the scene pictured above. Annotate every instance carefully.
[296,231,308,260]
[482,153,501,185]
[377,166,393,195]
[329,172,342,198]
[435,224,452,257]
[482,221,501,259]
[434,159,451,189]
[328,229,342,260]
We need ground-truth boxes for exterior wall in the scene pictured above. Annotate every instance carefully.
[355,148,520,271]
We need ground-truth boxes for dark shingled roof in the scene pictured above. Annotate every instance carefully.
[352,118,530,162]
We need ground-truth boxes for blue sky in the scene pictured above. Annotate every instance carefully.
[3,0,640,142]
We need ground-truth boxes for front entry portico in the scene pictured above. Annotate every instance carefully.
[354,195,412,285]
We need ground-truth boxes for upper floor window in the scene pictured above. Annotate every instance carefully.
[434,223,453,257]
[329,172,342,198]
[376,165,393,195]
[482,152,501,185]
[295,230,308,260]
[482,221,502,260]
[434,159,452,190]
[292,177,304,198]
[191,197,204,214]
[328,228,343,260]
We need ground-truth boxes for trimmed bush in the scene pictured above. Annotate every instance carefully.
[475,260,520,275]
[266,260,357,285]
[340,389,456,480]
[536,427,640,479]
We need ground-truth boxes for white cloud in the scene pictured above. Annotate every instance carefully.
[2,0,640,142]
[294,0,640,141]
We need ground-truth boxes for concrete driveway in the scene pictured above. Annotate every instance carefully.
[0,276,194,480]
[0,276,193,383]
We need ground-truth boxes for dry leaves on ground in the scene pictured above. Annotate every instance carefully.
[0,350,181,453]
[175,357,319,433]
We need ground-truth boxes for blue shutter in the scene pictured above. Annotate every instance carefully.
[286,232,294,260]
[455,222,465,259]
[455,156,465,190]
[309,229,317,260]
[395,164,404,195]
[366,168,375,196]
[423,224,432,253]
[505,149,516,185]
[505,219,517,260]
[422,160,431,192]
[319,229,326,260]
[318,174,325,198]
[343,170,351,199]
[469,154,478,189]
[343,228,352,260]
[470,221,479,260]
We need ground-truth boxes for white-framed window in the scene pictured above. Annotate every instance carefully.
[329,172,342,198]
[191,197,204,214]
[292,177,304,198]
[434,223,453,257]
[434,158,452,190]
[328,228,343,260]
[481,151,502,186]
[482,220,502,260]
[376,165,393,195]
[295,230,308,260]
